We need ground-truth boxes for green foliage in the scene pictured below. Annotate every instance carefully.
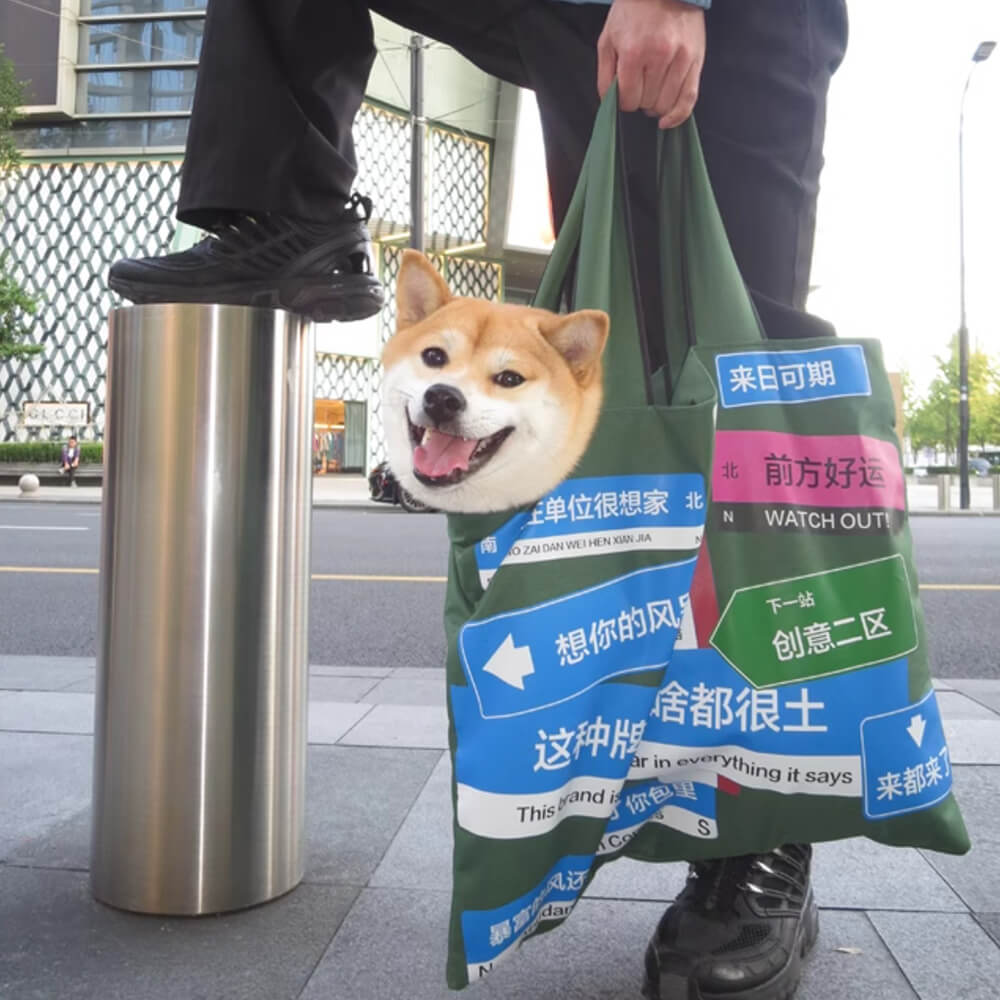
[905,335,1000,455]
[0,47,40,361]
[0,441,103,464]
[0,44,23,175]
[0,254,40,359]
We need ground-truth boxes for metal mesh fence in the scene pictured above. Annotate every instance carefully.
[1,105,498,461]
[0,160,183,442]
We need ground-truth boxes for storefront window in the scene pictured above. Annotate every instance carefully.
[313,399,367,475]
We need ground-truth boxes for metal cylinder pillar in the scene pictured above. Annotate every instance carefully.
[91,304,315,915]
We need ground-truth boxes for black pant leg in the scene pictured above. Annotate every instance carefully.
[697,0,848,338]
[178,0,378,228]
[178,0,528,229]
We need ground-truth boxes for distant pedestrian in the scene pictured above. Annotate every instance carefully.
[61,436,80,487]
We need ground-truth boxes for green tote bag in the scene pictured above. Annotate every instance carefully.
[440,86,968,990]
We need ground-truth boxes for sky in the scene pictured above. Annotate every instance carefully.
[507,1,1000,395]
[809,0,1000,392]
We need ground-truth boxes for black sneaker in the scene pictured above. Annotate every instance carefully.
[108,193,385,322]
[642,845,818,1000]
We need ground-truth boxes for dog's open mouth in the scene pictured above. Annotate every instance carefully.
[408,416,513,487]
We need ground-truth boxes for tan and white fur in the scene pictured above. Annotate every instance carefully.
[381,250,609,513]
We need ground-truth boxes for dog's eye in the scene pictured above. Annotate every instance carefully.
[493,370,525,389]
[421,347,448,368]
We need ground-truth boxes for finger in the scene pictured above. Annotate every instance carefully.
[640,50,672,118]
[596,32,617,99]
[658,57,702,129]
[617,49,644,112]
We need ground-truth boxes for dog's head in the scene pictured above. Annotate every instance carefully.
[381,250,608,513]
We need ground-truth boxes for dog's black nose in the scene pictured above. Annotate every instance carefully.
[423,383,466,426]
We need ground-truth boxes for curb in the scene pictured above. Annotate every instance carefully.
[1,492,995,517]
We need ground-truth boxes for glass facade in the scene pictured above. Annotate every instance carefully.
[79,18,204,65]
[13,0,207,150]
[14,118,190,151]
[77,67,198,114]
[80,0,206,16]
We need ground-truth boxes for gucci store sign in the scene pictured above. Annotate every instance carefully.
[22,401,90,427]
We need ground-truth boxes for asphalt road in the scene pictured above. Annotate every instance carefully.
[0,502,997,677]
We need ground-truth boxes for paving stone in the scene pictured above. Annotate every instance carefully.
[942,720,1000,764]
[339,704,449,749]
[6,805,92,872]
[868,910,1000,1000]
[0,691,94,735]
[0,866,357,1000]
[370,753,452,890]
[0,732,92,859]
[811,838,966,912]
[921,766,1000,913]
[60,677,96,693]
[932,678,955,692]
[0,655,94,692]
[307,675,379,702]
[587,856,685,902]
[300,887,667,1000]
[976,913,1000,948]
[798,911,918,1000]
[934,691,1000,721]
[948,680,1000,716]
[364,676,445,706]
[307,701,372,745]
[309,665,392,678]
[305,745,441,886]
[389,667,448,682]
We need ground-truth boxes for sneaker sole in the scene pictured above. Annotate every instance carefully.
[108,273,385,324]
[642,892,820,1000]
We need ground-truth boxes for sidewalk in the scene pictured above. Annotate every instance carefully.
[2,474,999,514]
[0,475,395,510]
[1,653,998,999]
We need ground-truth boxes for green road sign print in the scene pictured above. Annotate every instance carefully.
[710,555,918,687]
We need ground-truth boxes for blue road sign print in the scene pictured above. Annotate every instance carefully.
[716,344,872,408]
[462,854,592,968]
[474,473,706,580]
[459,559,697,719]
[860,689,952,820]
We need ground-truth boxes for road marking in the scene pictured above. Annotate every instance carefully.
[0,566,446,582]
[0,566,994,590]
[0,566,98,574]
[311,573,447,583]
[0,525,88,532]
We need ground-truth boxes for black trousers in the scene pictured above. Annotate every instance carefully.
[178,0,847,341]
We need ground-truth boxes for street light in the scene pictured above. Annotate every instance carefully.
[957,40,995,510]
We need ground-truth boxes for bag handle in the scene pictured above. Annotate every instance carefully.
[534,84,763,408]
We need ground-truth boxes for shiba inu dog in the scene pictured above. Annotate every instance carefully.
[382,250,608,513]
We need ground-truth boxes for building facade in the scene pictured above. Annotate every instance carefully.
[1,1,507,474]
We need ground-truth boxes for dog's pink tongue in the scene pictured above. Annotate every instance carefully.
[414,428,478,478]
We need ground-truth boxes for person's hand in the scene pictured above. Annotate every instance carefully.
[596,0,706,129]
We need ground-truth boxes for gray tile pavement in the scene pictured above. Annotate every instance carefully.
[1,653,998,1000]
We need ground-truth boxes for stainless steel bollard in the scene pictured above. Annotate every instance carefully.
[92,304,315,915]
[993,474,999,512]
[937,474,951,512]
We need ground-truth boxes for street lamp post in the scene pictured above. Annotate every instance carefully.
[957,40,995,510]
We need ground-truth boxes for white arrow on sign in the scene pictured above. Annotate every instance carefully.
[906,714,926,748]
[483,634,535,691]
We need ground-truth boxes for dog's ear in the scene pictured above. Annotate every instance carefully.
[397,250,452,329]
[540,310,609,382]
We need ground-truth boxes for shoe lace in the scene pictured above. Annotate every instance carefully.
[192,193,375,269]
[687,845,811,913]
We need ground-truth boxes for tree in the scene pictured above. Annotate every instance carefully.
[0,44,41,361]
[906,335,1000,457]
